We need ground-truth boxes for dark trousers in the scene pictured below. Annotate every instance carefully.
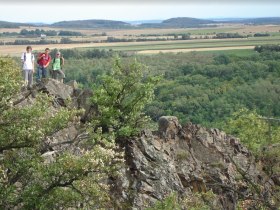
[37,66,47,82]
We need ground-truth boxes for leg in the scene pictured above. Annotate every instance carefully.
[42,67,47,78]
[50,69,54,79]
[53,70,58,80]
[57,70,65,82]
[28,70,33,88]
[36,66,42,82]
[23,70,29,86]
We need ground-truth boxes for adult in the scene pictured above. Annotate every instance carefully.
[36,48,51,82]
[21,46,35,89]
[51,51,65,82]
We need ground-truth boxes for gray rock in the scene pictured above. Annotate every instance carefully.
[112,117,275,209]
[14,81,277,210]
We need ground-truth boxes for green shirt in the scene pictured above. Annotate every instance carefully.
[52,58,62,70]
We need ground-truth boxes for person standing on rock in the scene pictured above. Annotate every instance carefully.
[51,51,65,83]
[21,45,35,89]
[36,48,51,82]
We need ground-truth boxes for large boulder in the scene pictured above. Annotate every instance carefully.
[113,116,274,209]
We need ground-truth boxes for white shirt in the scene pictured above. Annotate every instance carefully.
[21,52,35,70]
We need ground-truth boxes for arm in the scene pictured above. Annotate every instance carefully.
[32,55,35,72]
[45,55,51,68]
[21,53,24,64]
[37,53,44,59]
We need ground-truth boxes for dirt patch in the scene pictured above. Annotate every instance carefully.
[231,25,280,34]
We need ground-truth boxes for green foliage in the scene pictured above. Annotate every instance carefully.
[225,108,280,208]
[146,191,217,210]
[255,44,280,53]
[145,193,180,210]
[0,57,21,111]
[224,108,279,153]
[64,51,280,128]
[0,57,120,209]
[214,32,245,39]
[182,191,217,210]
[58,30,83,36]
[20,29,57,36]
[91,58,161,137]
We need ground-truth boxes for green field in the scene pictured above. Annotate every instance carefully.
[82,37,280,52]
[192,49,257,56]
[186,27,242,35]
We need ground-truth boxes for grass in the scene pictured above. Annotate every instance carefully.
[270,32,280,36]
[1,30,280,56]
[82,37,280,51]
[186,27,242,35]
[195,49,257,56]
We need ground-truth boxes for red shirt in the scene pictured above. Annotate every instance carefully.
[37,53,51,67]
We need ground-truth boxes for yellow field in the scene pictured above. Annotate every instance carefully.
[230,25,280,34]
[1,24,279,36]
[0,24,279,56]
[0,41,258,56]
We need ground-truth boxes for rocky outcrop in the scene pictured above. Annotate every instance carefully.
[114,116,274,209]
[15,81,277,209]
[14,78,92,156]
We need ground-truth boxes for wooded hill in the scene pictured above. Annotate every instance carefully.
[223,17,280,25]
[51,19,131,29]
[50,17,215,29]
[0,20,32,28]
[2,17,280,29]
[139,17,215,28]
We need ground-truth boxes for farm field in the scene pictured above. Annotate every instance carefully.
[1,24,280,35]
[0,36,279,56]
[0,24,280,56]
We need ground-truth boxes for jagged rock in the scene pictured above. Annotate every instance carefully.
[38,78,73,100]
[14,79,74,108]
[41,151,57,164]
[75,89,98,123]
[66,80,79,90]
[113,116,274,210]
[158,116,181,139]
[14,81,278,209]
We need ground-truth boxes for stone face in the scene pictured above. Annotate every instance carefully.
[66,80,79,90]
[158,116,181,139]
[38,78,74,100]
[15,82,277,210]
[113,118,275,210]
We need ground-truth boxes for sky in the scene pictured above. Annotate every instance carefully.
[0,1,280,23]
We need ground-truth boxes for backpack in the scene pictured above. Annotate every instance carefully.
[37,53,50,65]
[36,53,42,64]
[52,57,64,69]
[23,52,34,62]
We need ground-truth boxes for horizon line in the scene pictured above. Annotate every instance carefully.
[2,16,280,25]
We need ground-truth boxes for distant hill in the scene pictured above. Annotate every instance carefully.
[1,17,280,30]
[51,19,131,29]
[0,21,32,28]
[213,17,280,25]
[139,17,215,28]
[234,17,280,25]
[162,17,215,26]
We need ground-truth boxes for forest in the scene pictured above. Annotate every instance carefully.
[1,45,279,209]
[56,47,280,129]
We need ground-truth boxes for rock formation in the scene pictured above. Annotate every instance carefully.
[15,79,278,209]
